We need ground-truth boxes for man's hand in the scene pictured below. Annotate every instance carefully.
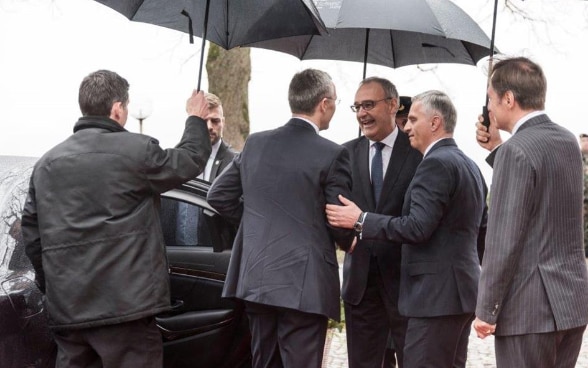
[186,90,209,118]
[475,114,502,151]
[326,195,362,229]
[473,317,496,339]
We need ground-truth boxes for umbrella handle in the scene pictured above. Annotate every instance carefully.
[481,0,499,130]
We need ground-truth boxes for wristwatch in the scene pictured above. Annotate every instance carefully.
[353,212,367,233]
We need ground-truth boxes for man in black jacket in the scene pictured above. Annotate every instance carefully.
[21,70,211,368]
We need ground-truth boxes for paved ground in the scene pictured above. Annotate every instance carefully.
[323,326,588,367]
[323,258,588,367]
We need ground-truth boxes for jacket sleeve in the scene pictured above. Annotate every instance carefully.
[361,157,450,244]
[476,144,534,325]
[207,153,244,226]
[477,175,489,264]
[324,146,355,251]
[20,176,45,293]
[145,116,212,193]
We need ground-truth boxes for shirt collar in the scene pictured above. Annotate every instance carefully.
[296,117,320,134]
[211,139,222,158]
[369,126,399,149]
[512,110,545,134]
[423,137,450,157]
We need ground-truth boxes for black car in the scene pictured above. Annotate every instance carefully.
[0,155,251,368]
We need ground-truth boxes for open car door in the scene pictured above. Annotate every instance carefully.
[158,180,250,368]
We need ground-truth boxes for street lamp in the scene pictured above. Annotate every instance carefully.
[129,96,153,134]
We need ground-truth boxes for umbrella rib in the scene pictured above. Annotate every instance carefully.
[299,35,315,60]
[389,30,396,68]
[363,28,370,80]
[225,0,229,41]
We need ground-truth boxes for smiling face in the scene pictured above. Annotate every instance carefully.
[354,82,396,141]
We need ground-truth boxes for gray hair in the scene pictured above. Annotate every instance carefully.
[412,90,457,133]
[288,69,334,115]
[360,77,399,103]
[79,70,129,117]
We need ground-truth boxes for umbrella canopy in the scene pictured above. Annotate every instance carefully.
[93,0,327,89]
[247,0,494,78]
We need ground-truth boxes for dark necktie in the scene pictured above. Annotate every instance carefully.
[372,142,385,206]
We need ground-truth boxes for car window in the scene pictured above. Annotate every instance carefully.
[160,197,214,247]
[159,196,236,252]
[0,158,34,277]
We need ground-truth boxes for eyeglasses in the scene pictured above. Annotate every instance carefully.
[350,98,392,113]
[325,97,341,105]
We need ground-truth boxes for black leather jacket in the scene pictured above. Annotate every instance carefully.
[21,116,211,329]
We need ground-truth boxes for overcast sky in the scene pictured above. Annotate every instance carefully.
[1,0,587,184]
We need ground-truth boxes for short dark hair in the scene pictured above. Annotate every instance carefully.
[490,57,546,111]
[78,70,129,117]
[288,69,333,115]
[580,133,588,139]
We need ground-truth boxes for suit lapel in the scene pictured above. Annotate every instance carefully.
[378,131,411,208]
[209,142,227,181]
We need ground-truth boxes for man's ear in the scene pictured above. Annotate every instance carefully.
[504,91,515,107]
[110,101,125,124]
[431,115,442,132]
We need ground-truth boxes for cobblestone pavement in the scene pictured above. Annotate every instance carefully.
[323,327,588,367]
[323,259,588,367]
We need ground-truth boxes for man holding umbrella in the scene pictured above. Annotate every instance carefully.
[21,70,212,367]
[474,56,588,368]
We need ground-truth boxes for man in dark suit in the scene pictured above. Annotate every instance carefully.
[327,90,487,368]
[175,93,237,245]
[473,57,588,368]
[207,68,354,368]
[199,92,238,182]
[342,78,421,368]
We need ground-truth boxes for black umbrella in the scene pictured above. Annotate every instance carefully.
[93,0,327,91]
[247,0,494,80]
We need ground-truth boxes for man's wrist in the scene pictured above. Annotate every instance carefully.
[353,212,367,234]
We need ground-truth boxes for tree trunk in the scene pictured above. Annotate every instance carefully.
[206,44,251,151]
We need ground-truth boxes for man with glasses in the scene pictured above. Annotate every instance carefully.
[341,77,422,368]
[207,68,354,368]
[328,90,487,368]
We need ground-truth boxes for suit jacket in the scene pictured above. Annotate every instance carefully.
[208,140,238,182]
[341,130,422,305]
[207,118,354,321]
[476,114,588,336]
[362,138,487,318]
